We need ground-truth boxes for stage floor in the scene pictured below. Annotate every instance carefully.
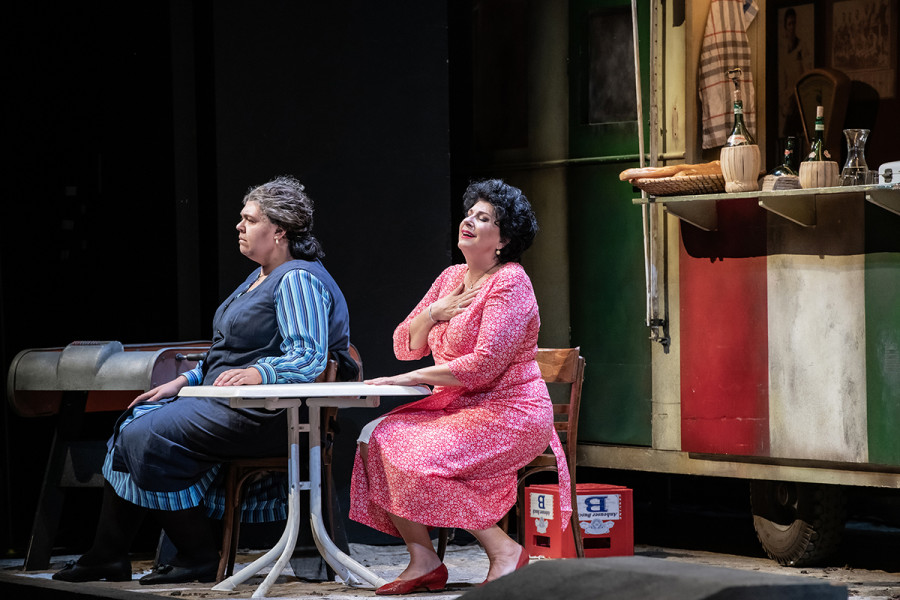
[0,543,486,599]
[3,541,897,599]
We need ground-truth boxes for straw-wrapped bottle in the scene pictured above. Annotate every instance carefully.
[720,68,760,193]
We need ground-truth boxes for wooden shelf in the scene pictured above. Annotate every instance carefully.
[758,194,816,227]
[633,183,900,231]
[868,187,900,216]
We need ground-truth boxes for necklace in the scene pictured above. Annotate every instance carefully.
[465,264,498,289]
[249,270,267,289]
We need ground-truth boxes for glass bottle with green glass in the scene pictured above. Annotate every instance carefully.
[798,105,839,188]
[762,136,801,191]
[806,106,831,161]
[771,136,799,176]
[720,67,760,192]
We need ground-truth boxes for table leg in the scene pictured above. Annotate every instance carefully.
[212,398,388,595]
[251,425,302,599]
[307,403,388,588]
[211,406,306,596]
[210,521,290,591]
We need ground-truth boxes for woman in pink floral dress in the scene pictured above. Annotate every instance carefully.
[350,179,571,595]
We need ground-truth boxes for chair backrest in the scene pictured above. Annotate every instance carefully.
[535,347,585,476]
[315,357,339,383]
[315,342,363,383]
[319,342,365,449]
[345,342,364,381]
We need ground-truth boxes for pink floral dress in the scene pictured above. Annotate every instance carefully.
[349,262,572,536]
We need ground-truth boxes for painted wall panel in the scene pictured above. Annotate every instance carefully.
[568,0,653,446]
[679,198,769,456]
[569,165,652,446]
[765,196,869,463]
[866,252,900,466]
[767,253,868,463]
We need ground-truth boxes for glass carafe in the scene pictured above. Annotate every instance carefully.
[840,129,870,186]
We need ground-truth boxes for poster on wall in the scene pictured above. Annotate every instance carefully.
[776,3,815,138]
[832,0,897,98]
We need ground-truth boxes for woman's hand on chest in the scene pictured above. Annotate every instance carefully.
[430,282,482,322]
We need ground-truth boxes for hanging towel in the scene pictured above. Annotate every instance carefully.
[743,0,759,28]
[699,0,757,149]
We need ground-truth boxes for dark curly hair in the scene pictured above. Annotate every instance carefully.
[243,176,325,260]
[462,179,538,263]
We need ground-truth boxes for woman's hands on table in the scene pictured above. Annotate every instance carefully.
[213,368,263,387]
[365,372,422,386]
[365,364,460,388]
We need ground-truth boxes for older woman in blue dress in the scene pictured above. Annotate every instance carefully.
[53,176,354,585]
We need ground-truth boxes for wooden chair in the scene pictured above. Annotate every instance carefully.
[436,347,586,559]
[215,344,363,581]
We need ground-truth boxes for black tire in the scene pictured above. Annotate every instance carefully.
[750,480,846,567]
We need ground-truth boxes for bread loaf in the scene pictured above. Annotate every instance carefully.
[619,164,683,181]
[673,161,721,177]
[619,160,721,181]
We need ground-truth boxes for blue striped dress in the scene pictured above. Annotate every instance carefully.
[102,260,351,522]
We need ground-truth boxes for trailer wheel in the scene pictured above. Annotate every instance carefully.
[750,481,845,567]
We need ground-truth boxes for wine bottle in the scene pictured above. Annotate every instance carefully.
[725,82,755,147]
[770,136,798,176]
[761,136,801,191]
[806,106,831,161]
[720,67,761,192]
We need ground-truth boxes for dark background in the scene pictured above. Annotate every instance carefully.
[5,0,897,565]
[1,0,474,553]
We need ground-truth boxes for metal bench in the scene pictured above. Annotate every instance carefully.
[7,340,209,570]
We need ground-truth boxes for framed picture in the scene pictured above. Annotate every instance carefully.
[830,0,897,98]
[776,3,816,138]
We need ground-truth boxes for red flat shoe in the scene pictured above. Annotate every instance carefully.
[480,545,529,586]
[514,545,530,570]
[376,563,448,595]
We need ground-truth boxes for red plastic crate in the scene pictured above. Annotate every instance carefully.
[523,483,634,558]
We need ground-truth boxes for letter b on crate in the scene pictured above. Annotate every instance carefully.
[524,484,634,559]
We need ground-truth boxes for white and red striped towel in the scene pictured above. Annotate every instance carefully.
[699,0,759,149]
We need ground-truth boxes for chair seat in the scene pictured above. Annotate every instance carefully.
[229,456,288,470]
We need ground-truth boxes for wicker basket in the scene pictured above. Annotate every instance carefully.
[631,173,725,196]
